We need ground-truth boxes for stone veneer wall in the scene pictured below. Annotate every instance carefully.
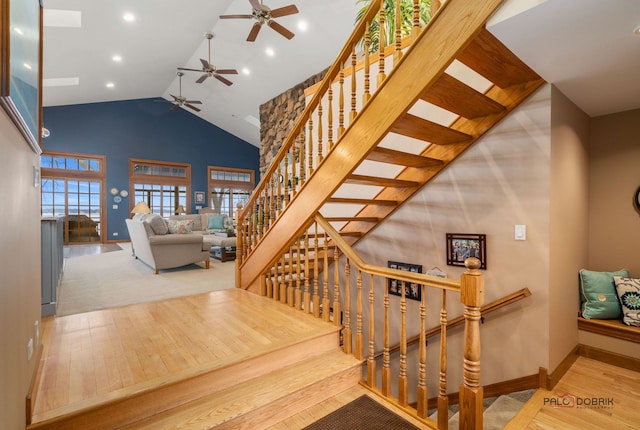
[259,69,327,176]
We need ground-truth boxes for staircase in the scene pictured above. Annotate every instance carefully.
[236,0,543,292]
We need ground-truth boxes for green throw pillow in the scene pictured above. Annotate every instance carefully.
[207,215,225,230]
[579,269,628,319]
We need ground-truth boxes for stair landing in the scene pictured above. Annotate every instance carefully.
[29,289,346,429]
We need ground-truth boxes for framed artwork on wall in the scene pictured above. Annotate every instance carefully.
[0,0,43,153]
[194,191,205,205]
[387,261,422,301]
[446,233,486,269]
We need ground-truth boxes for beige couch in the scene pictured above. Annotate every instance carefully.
[125,215,211,274]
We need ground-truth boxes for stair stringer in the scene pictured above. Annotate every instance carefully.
[240,0,513,292]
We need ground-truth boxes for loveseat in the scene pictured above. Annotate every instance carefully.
[125,215,211,274]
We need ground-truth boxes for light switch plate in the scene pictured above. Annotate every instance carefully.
[515,225,526,240]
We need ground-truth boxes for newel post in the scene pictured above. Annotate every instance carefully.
[459,257,484,430]
[235,203,243,289]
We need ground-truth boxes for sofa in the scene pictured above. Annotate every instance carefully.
[125,214,211,274]
[168,212,237,262]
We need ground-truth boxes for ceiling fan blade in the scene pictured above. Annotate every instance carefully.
[249,0,262,11]
[196,74,209,84]
[247,22,262,42]
[169,94,179,100]
[270,5,299,18]
[267,20,294,40]
[185,100,202,104]
[178,67,203,73]
[200,58,212,70]
[215,74,234,86]
[219,14,253,19]
[216,69,238,75]
[185,104,201,112]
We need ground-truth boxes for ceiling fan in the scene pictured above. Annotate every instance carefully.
[160,71,202,112]
[220,0,299,42]
[178,33,238,86]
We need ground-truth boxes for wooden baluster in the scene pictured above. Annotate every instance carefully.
[438,289,449,430]
[269,174,276,229]
[343,258,352,354]
[459,258,484,430]
[378,2,387,85]
[295,237,302,310]
[327,88,334,150]
[417,283,428,418]
[291,146,297,198]
[307,117,314,176]
[367,274,376,387]
[322,232,330,322]
[272,259,279,301]
[298,133,306,187]
[399,274,408,406]
[332,247,341,327]
[304,230,311,313]
[283,152,290,208]
[350,47,357,122]
[276,164,282,217]
[412,0,421,40]
[307,120,314,177]
[338,70,345,138]
[382,275,391,396]
[287,245,295,306]
[280,253,287,304]
[235,204,244,288]
[317,100,324,165]
[394,0,403,65]
[355,269,364,360]
[363,20,371,105]
[313,223,320,318]
[260,273,268,297]
[249,204,256,252]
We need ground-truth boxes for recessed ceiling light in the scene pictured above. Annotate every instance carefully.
[297,20,308,31]
[23,63,32,70]
[123,12,135,22]
[241,67,250,76]
[112,55,122,62]
[265,47,275,57]
[106,82,115,88]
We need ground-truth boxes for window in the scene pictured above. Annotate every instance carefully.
[208,166,254,217]
[40,151,105,243]
[129,159,191,217]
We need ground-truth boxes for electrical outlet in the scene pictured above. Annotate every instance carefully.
[27,338,33,360]
[113,232,119,237]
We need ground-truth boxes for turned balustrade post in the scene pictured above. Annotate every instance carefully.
[235,203,243,289]
[343,258,352,354]
[459,257,484,430]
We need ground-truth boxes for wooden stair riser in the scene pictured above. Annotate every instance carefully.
[27,331,340,430]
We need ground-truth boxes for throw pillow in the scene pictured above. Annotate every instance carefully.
[207,214,226,230]
[579,268,628,319]
[148,215,168,235]
[613,276,640,326]
[167,219,194,234]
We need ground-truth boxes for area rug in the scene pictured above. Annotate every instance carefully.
[302,395,420,430]
[56,246,235,316]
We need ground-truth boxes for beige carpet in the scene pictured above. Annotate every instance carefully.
[56,244,235,316]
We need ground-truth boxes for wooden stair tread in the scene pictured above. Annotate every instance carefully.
[391,113,472,145]
[121,349,362,430]
[367,147,444,168]
[345,174,420,188]
[325,216,380,222]
[421,73,505,119]
[327,197,399,206]
[456,28,540,89]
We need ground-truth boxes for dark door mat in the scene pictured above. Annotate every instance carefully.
[302,395,421,430]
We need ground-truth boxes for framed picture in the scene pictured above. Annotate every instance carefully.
[194,191,205,204]
[446,233,486,269]
[388,261,422,301]
[1,0,43,153]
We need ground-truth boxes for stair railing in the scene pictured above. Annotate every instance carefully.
[236,0,433,270]
[256,213,483,429]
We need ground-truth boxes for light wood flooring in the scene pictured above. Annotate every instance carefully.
[33,289,339,425]
[506,356,640,429]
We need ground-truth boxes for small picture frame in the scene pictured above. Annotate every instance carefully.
[194,191,205,204]
[388,261,422,301]
[446,233,486,269]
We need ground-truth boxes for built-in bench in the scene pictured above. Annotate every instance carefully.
[577,315,640,344]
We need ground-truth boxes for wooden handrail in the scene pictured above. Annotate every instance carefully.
[315,213,461,293]
[375,288,532,359]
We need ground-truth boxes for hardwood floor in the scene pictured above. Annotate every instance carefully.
[32,289,340,426]
[506,356,640,429]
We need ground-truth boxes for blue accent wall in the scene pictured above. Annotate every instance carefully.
[43,98,259,240]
